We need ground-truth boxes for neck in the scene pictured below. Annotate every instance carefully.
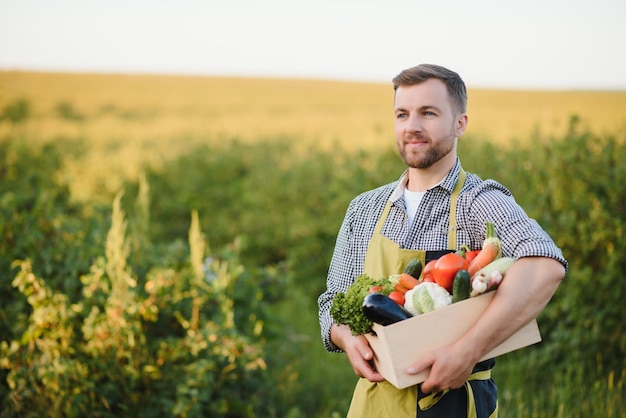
[406,155,456,192]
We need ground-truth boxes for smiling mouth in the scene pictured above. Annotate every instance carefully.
[406,134,428,144]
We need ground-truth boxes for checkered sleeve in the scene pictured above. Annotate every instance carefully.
[317,183,395,352]
[318,194,365,352]
[461,178,568,270]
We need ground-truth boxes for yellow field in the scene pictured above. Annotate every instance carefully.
[2,71,625,199]
[2,71,625,145]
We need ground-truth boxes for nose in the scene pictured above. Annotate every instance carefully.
[406,113,422,133]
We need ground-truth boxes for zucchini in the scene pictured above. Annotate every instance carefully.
[452,269,471,303]
[362,293,413,326]
[403,258,422,279]
[473,257,516,279]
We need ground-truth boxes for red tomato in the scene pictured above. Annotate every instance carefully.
[368,285,384,294]
[388,291,405,306]
[421,259,437,282]
[465,250,481,264]
[433,253,469,293]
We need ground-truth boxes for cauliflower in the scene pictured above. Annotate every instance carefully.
[404,282,452,315]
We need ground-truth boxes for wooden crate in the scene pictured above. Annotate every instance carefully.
[364,291,542,389]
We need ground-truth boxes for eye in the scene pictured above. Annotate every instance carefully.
[423,110,437,117]
[395,112,408,120]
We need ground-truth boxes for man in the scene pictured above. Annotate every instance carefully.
[317,64,567,417]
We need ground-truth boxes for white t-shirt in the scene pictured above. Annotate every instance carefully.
[404,188,426,227]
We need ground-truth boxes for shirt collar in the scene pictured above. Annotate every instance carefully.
[389,158,462,203]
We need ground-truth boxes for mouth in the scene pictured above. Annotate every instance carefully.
[406,134,428,145]
[406,138,428,148]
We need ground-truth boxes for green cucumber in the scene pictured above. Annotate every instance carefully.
[452,269,471,303]
[403,258,422,279]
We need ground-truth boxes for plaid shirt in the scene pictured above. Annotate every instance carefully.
[318,158,567,352]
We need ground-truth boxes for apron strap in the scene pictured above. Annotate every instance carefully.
[373,200,393,237]
[418,369,493,418]
[447,168,466,251]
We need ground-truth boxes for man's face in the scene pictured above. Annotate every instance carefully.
[394,78,467,169]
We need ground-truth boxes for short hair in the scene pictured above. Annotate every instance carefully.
[392,64,467,114]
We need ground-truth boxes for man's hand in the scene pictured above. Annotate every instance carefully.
[331,323,386,382]
[406,342,476,393]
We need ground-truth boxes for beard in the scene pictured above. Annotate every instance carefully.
[399,134,456,169]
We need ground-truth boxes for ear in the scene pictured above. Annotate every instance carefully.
[455,113,468,137]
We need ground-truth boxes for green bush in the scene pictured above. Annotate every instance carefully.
[0,99,30,125]
[0,139,104,342]
[1,196,285,417]
[54,101,85,122]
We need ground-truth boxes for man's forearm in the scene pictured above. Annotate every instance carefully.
[456,256,565,364]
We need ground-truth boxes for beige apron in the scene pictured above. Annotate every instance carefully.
[347,169,468,418]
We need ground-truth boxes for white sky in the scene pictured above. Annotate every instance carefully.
[1,0,625,90]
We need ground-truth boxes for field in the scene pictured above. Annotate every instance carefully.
[2,72,625,146]
[3,71,625,203]
[1,71,625,417]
